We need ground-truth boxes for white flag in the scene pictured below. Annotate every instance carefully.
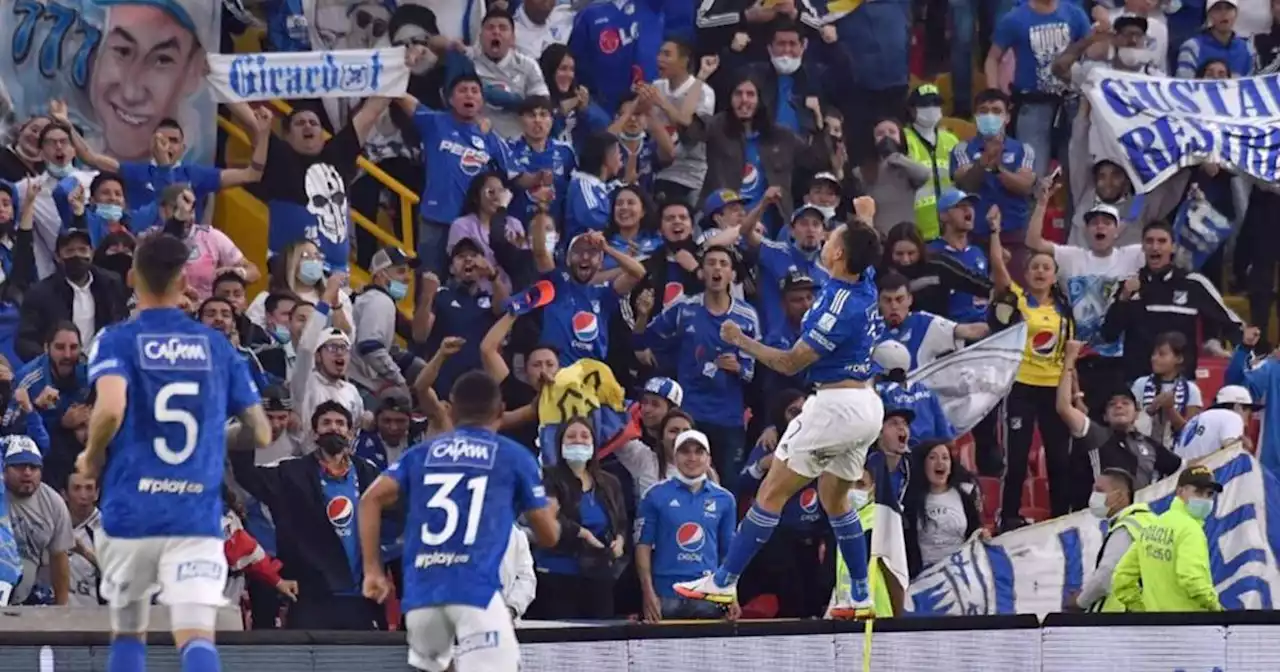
[907,323,1027,436]
[206,48,409,103]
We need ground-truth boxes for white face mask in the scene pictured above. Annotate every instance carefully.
[771,55,802,75]
[561,443,593,465]
[810,203,836,221]
[915,106,943,129]
[673,470,707,487]
[850,488,872,511]
[1115,47,1150,69]
[1088,491,1110,518]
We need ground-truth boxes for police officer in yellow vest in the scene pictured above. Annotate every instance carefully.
[1067,468,1154,612]
[903,84,960,241]
[1111,465,1225,613]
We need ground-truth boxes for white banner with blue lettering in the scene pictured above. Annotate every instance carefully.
[1084,70,1280,193]
[206,47,408,103]
[908,447,1280,616]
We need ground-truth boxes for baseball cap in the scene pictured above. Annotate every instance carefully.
[780,270,816,293]
[1209,0,1238,8]
[1084,202,1121,224]
[936,188,979,213]
[1108,386,1139,406]
[449,236,485,259]
[262,384,292,412]
[701,189,744,220]
[674,429,711,452]
[908,83,944,107]
[642,377,684,407]
[317,327,352,351]
[56,227,93,250]
[3,436,42,468]
[369,247,419,276]
[1177,464,1223,493]
[872,340,911,374]
[791,204,828,225]
[378,388,414,415]
[1214,384,1260,409]
[1112,14,1149,33]
[884,403,916,424]
[811,172,842,194]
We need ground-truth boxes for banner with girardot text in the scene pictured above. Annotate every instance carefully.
[206,48,409,103]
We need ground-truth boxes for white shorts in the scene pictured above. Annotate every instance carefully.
[774,387,884,482]
[97,535,228,608]
[405,592,519,672]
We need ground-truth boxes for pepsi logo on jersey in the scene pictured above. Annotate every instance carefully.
[741,164,760,192]
[138,335,212,371]
[676,521,705,561]
[327,495,355,535]
[572,311,599,343]
[1031,328,1059,357]
[799,488,820,513]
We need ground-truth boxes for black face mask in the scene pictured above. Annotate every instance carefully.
[98,253,133,279]
[163,217,190,239]
[875,136,902,159]
[316,432,349,457]
[62,256,91,281]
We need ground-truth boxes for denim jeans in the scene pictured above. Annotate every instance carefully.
[416,219,451,279]
[700,422,746,494]
[952,0,1016,114]
[660,595,724,620]
[1014,98,1078,178]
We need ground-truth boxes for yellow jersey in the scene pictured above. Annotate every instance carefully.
[1011,284,1070,387]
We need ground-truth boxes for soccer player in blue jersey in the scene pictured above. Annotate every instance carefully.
[358,371,560,672]
[675,207,886,620]
[76,233,270,672]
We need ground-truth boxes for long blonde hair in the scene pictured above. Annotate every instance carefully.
[276,240,324,295]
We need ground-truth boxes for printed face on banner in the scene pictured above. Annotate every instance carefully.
[0,0,220,164]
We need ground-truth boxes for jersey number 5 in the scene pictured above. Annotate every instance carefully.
[421,474,489,546]
[154,382,200,465]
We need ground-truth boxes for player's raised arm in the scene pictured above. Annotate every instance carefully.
[358,472,401,604]
[719,320,820,377]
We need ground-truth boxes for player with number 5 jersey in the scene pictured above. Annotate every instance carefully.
[358,371,560,672]
[79,233,271,672]
[675,201,887,621]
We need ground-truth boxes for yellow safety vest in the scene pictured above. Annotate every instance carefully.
[904,126,960,241]
[833,502,893,617]
[1094,503,1154,613]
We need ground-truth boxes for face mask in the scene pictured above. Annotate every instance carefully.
[316,432,349,457]
[63,256,91,281]
[851,488,872,510]
[1116,47,1148,68]
[811,204,836,221]
[46,162,73,178]
[1186,496,1214,521]
[619,130,645,143]
[298,259,325,285]
[1088,491,1110,518]
[915,106,943,129]
[561,442,593,465]
[271,323,292,344]
[771,55,801,75]
[975,113,1005,137]
[673,470,707,487]
[95,203,124,221]
[875,136,902,158]
[387,280,409,301]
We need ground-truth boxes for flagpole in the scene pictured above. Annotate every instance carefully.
[862,559,877,672]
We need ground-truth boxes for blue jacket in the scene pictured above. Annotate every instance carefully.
[14,355,90,433]
[1226,347,1280,475]
[829,0,912,90]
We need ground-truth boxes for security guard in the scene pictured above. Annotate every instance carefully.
[1111,465,1224,612]
[1069,468,1153,612]
[903,84,960,240]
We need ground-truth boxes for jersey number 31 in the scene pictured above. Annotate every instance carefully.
[154,382,200,465]
[421,474,489,546]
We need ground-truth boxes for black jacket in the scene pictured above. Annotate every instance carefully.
[542,466,628,558]
[229,450,397,598]
[1101,265,1244,381]
[17,267,130,362]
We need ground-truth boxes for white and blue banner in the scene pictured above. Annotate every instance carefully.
[1084,69,1280,193]
[206,47,409,103]
[907,448,1280,616]
[906,323,1027,437]
[1172,195,1233,271]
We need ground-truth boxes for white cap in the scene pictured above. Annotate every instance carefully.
[873,340,911,373]
[317,327,352,351]
[642,377,684,407]
[1215,385,1256,407]
[1210,0,1239,7]
[1084,202,1121,223]
[674,429,711,453]
[3,436,42,467]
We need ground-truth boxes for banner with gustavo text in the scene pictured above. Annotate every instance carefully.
[0,0,221,165]
[1084,69,1280,193]
[908,447,1280,616]
[205,48,409,103]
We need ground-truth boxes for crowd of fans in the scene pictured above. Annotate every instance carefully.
[0,0,1277,628]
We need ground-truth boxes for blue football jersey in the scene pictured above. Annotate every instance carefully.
[635,479,736,598]
[414,106,513,224]
[799,275,883,385]
[507,137,576,223]
[539,270,621,366]
[390,426,547,611]
[88,308,261,539]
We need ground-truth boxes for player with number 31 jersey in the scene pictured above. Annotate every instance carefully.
[359,372,560,672]
[79,233,270,672]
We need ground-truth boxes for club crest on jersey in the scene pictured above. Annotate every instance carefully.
[426,436,498,469]
[137,335,212,371]
[572,311,599,342]
[327,496,355,530]
[676,522,705,552]
[799,488,820,513]
[1031,329,1058,356]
